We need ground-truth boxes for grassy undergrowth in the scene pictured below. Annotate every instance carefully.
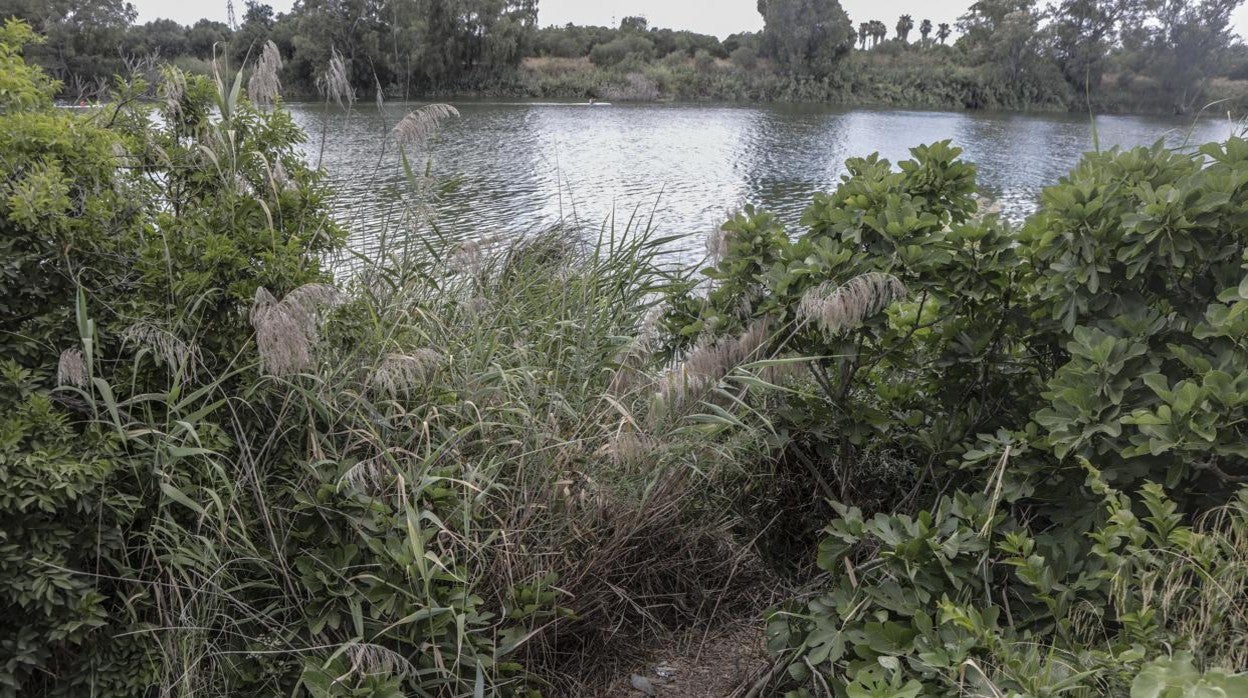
[4,17,1248,698]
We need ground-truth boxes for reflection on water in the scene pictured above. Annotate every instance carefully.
[290,101,1239,260]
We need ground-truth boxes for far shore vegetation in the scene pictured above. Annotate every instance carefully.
[5,0,1248,115]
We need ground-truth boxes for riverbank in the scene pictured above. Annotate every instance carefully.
[107,48,1248,118]
[403,51,1248,116]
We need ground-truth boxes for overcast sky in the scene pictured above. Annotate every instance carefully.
[131,0,1248,41]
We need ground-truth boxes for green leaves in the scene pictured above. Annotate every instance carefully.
[758,137,1248,695]
[1131,655,1248,698]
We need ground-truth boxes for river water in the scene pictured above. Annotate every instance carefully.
[289,101,1240,257]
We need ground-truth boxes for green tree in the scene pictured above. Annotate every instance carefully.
[756,0,855,76]
[896,14,914,43]
[0,19,140,367]
[919,18,932,44]
[381,0,535,92]
[871,19,887,46]
[1131,0,1244,112]
[282,0,389,97]
[186,18,231,59]
[619,15,648,33]
[937,22,951,44]
[959,0,1061,97]
[228,0,276,67]
[0,0,136,88]
[127,18,190,59]
[1047,0,1150,92]
[589,34,655,67]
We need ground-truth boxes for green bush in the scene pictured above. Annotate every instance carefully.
[731,45,759,71]
[659,128,1248,693]
[588,35,655,68]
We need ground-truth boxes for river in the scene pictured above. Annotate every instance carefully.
[289,101,1241,258]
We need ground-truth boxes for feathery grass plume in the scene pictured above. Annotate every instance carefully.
[270,159,290,192]
[608,302,668,395]
[450,238,484,275]
[316,47,354,108]
[56,348,87,388]
[639,302,666,348]
[247,41,283,108]
[461,295,491,315]
[160,67,187,116]
[705,226,730,265]
[601,431,654,466]
[449,232,508,276]
[798,272,907,337]
[333,643,415,685]
[659,316,773,406]
[368,350,443,396]
[393,104,460,148]
[249,284,342,376]
[338,453,390,494]
[122,322,201,373]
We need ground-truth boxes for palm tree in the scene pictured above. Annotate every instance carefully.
[858,22,870,50]
[920,19,933,45]
[936,22,951,45]
[896,14,914,43]
[871,20,887,47]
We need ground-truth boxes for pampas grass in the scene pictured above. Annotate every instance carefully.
[317,47,354,108]
[249,283,342,375]
[248,41,282,107]
[659,316,774,406]
[161,67,187,116]
[368,350,443,396]
[798,272,907,337]
[393,104,460,148]
[337,643,415,682]
[122,322,200,373]
[56,348,87,388]
[706,226,730,265]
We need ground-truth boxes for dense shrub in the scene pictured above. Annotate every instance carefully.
[659,133,1248,693]
[588,35,655,68]
[731,45,759,71]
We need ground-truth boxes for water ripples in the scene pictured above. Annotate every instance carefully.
[291,101,1240,262]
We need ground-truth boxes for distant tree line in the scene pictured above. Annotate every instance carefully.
[0,0,1243,111]
[750,0,1244,112]
[0,0,538,99]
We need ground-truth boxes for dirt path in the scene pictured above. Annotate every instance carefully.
[601,621,773,697]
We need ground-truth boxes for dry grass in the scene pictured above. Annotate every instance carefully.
[501,469,768,692]
[1160,493,1248,668]
[521,56,595,75]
